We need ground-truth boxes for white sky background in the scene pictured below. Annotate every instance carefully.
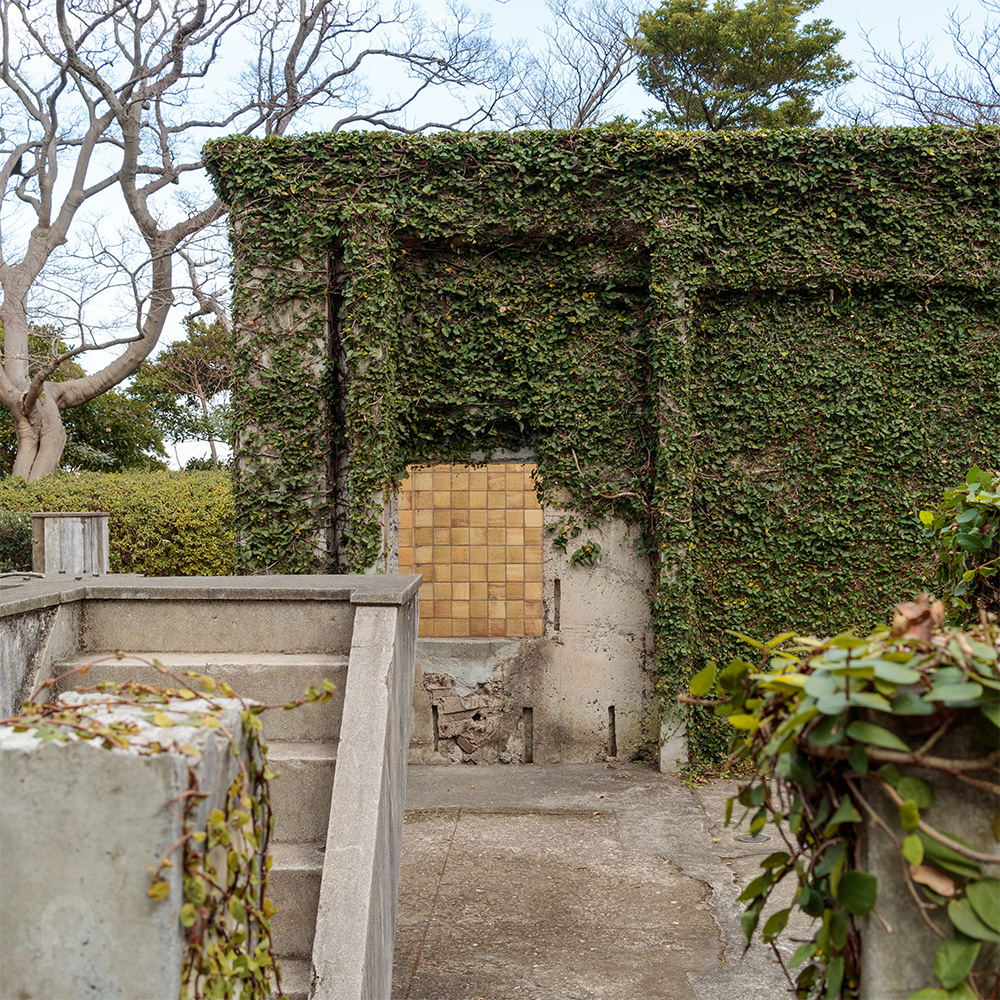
[24,0,992,468]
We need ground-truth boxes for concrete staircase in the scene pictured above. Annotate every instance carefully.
[1,574,418,1000]
[54,651,349,1000]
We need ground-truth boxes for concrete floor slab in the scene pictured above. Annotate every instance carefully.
[393,763,802,1000]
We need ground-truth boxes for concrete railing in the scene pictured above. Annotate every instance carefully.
[0,574,419,1000]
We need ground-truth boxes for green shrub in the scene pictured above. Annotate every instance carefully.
[0,509,32,572]
[0,470,234,576]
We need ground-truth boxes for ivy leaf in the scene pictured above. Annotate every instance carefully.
[761,907,790,942]
[902,834,924,866]
[924,683,983,704]
[148,879,170,901]
[179,902,198,928]
[932,935,980,990]
[966,878,1000,933]
[947,898,1000,942]
[690,662,717,696]
[845,721,909,751]
[837,869,877,915]
[897,776,935,809]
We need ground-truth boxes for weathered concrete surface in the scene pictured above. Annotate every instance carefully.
[311,597,418,1000]
[409,515,656,767]
[393,764,806,1000]
[860,721,1000,999]
[0,695,246,1000]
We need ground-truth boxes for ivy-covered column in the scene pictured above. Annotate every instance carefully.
[336,214,407,572]
[648,232,701,763]
[229,213,335,573]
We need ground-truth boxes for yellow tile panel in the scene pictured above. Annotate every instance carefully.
[398,462,544,638]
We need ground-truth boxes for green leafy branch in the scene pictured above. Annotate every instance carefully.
[920,466,1000,620]
[683,614,1000,999]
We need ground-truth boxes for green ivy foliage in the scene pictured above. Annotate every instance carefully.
[0,471,234,576]
[689,620,1000,999]
[204,126,1000,758]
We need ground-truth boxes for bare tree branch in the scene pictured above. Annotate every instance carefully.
[0,0,522,478]
[861,1,1000,126]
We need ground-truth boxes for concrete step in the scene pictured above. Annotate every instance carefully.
[267,740,338,842]
[78,596,356,655]
[273,957,311,1000]
[53,652,348,741]
[269,840,324,959]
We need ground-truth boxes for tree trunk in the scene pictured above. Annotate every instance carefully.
[10,389,67,480]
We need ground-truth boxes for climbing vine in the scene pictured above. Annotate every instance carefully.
[684,603,999,999]
[2,658,334,999]
[204,126,1000,760]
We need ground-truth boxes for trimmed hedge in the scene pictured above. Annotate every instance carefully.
[0,471,234,576]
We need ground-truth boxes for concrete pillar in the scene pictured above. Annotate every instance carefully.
[0,694,246,1000]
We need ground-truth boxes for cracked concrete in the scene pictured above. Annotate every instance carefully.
[392,763,806,1000]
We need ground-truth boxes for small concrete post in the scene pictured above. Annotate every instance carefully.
[31,511,110,577]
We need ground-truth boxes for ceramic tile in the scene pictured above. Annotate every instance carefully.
[470,619,488,637]
[451,510,470,528]
[452,563,470,582]
[469,563,487,581]
[506,619,524,636]
[470,600,488,619]
[524,508,543,526]
[488,619,506,637]
[507,581,524,599]
[433,619,453,637]
[524,619,544,637]
[451,601,469,620]
[432,528,450,546]
[451,619,470,637]
[469,509,488,526]
[398,547,413,568]
[487,508,506,526]
[525,582,543,601]
[451,527,470,545]
[414,527,433,546]
[506,563,525,582]
[451,545,469,564]
[469,527,488,546]
[469,582,488,601]
[414,545,433,564]
[469,491,487,508]
[487,563,506,582]
[414,509,433,528]
[433,508,452,527]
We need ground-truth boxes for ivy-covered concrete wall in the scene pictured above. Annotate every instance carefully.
[206,127,999,762]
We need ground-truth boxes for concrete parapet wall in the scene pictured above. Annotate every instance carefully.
[0,573,421,1000]
[311,598,417,1000]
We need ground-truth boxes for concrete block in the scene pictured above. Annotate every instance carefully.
[268,842,324,958]
[0,693,246,1000]
[79,598,356,654]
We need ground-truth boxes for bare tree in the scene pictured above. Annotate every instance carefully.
[507,0,640,129]
[862,1,999,126]
[0,0,517,479]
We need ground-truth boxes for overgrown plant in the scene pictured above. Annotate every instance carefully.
[920,466,1000,621]
[205,127,1000,760]
[684,604,1000,999]
[1,657,334,1000]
